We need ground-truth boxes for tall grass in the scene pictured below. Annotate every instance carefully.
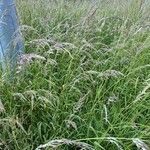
[0,0,150,149]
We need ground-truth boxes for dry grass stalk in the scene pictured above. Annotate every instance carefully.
[103,104,109,123]
[65,120,77,131]
[132,138,149,150]
[35,139,94,150]
[0,99,5,113]
[16,53,46,73]
[98,70,124,78]
[107,94,118,105]
[107,137,123,150]
[73,92,90,113]
[134,82,150,103]
[83,6,98,26]
[29,38,55,48]
[87,69,124,78]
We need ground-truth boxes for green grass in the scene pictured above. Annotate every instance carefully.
[0,0,150,149]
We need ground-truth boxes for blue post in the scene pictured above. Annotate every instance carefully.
[0,0,23,71]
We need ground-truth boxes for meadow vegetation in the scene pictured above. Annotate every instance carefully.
[0,0,150,149]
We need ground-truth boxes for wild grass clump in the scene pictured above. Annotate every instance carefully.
[0,0,150,149]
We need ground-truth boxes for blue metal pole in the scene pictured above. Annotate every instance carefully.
[0,0,24,71]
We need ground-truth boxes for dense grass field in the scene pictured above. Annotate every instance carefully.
[0,0,150,149]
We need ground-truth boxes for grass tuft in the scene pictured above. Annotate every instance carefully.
[0,0,150,149]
